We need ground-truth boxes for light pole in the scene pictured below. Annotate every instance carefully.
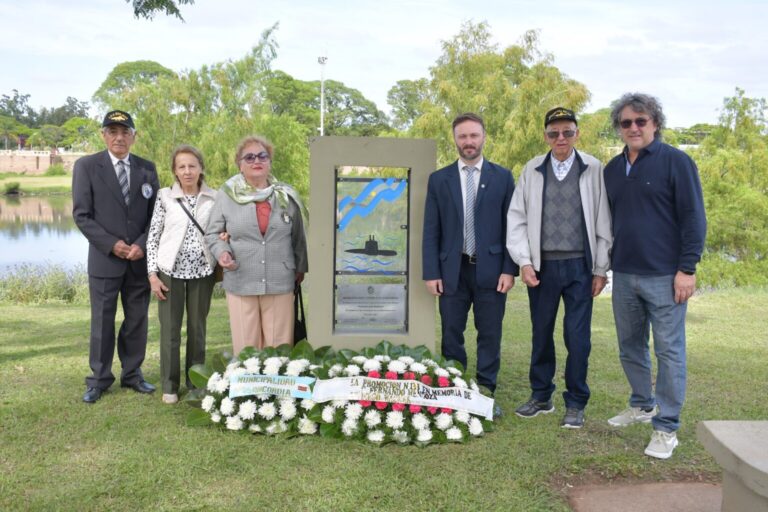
[318,55,327,136]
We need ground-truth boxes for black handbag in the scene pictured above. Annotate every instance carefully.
[293,284,307,344]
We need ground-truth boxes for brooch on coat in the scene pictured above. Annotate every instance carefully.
[282,212,292,224]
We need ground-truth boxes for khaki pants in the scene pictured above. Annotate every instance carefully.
[226,292,294,355]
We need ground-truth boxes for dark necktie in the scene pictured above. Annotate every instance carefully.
[117,160,130,205]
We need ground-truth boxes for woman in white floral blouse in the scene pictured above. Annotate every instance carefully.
[146,145,217,404]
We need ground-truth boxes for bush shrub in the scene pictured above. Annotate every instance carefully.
[44,164,67,176]
[0,263,89,304]
[3,181,21,195]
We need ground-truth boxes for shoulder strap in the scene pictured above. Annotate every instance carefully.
[176,198,205,235]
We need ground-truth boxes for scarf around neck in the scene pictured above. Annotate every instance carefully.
[221,173,307,222]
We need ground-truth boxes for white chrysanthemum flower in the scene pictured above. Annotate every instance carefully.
[211,412,221,423]
[446,426,463,441]
[408,362,428,374]
[387,360,407,373]
[470,380,480,392]
[416,429,433,442]
[328,363,344,378]
[206,372,222,392]
[434,368,450,378]
[201,395,216,412]
[332,399,348,409]
[262,360,283,375]
[279,399,297,420]
[341,418,358,437]
[243,357,261,373]
[454,411,471,424]
[363,410,381,428]
[435,412,453,431]
[228,367,248,379]
[300,399,316,410]
[385,410,405,429]
[411,413,430,431]
[214,377,229,394]
[351,356,367,365]
[255,393,271,401]
[266,420,287,435]
[447,367,462,376]
[238,400,257,420]
[220,397,236,416]
[298,417,318,435]
[468,417,484,436]
[344,364,361,377]
[285,359,310,376]
[421,358,438,368]
[223,361,241,377]
[373,355,391,362]
[248,423,262,433]
[321,405,336,423]
[345,403,364,421]
[367,430,385,443]
[309,364,320,371]
[397,356,415,365]
[226,415,244,431]
[258,402,277,420]
[452,377,468,388]
[362,359,381,372]
[392,430,409,444]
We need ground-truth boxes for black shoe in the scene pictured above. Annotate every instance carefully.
[121,380,156,394]
[515,398,555,418]
[561,407,585,429]
[83,387,103,403]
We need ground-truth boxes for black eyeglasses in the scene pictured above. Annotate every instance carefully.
[620,117,650,129]
[241,151,270,164]
[545,130,577,140]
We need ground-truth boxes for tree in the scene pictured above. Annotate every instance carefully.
[404,22,590,172]
[0,89,35,126]
[36,97,90,126]
[127,0,194,20]
[93,60,177,108]
[0,115,31,149]
[386,78,430,130]
[61,117,99,150]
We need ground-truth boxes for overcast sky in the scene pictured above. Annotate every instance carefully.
[1,0,766,128]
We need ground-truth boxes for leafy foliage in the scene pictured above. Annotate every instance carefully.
[127,0,195,20]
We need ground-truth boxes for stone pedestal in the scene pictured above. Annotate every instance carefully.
[697,420,768,512]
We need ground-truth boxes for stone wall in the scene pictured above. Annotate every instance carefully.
[0,150,84,174]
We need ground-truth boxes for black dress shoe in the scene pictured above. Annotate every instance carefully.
[121,380,156,394]
[83,387,103,403]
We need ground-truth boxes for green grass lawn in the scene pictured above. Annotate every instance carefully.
[1,286,765,511]
[0,173,71,194]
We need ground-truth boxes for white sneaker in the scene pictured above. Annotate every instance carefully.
[644,430,679,459]
[607,406,655,427]
[162,393,178,404]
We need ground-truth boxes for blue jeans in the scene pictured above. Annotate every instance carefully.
[611,272,687,432]
[527,258,593,409]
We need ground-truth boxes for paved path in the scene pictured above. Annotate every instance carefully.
[568,482,722,512]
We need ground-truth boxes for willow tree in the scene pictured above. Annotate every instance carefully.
[392,22,590,173]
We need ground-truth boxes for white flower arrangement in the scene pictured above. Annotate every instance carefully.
[189,341,493,446]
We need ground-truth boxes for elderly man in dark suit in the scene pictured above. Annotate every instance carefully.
[73,110,160,403]
[422,112,517,415]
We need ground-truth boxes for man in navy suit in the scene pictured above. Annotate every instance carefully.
[422,112,517,412]
[73,110,160,403]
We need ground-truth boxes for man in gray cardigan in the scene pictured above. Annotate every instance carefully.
[506,107,612,428]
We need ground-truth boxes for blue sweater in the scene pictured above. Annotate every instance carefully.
[604,139,706,276]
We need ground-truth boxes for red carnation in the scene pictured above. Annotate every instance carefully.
[427,406,438,415]
[441,407,453,414]
[437,376,451,388]
[368,370,381,379]
[420,375,433,386]
[375,401,388,410]
[403,371,416,380]
[409,404,422,414]
[359,400,372,408]
[385,371,398,380]
[392,403,406,412]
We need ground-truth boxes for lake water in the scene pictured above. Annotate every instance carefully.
[0,195,88,273]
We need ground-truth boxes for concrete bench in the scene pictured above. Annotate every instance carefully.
[697,421,768,511]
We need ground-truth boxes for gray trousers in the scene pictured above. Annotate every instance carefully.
[157,271,216,394]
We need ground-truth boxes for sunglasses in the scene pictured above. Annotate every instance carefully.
[619,117,650,129]
[545,130,577,140]
[241,151,270,164]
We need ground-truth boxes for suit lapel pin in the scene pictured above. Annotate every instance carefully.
[141,183,153,199]
[282,212,292,224]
